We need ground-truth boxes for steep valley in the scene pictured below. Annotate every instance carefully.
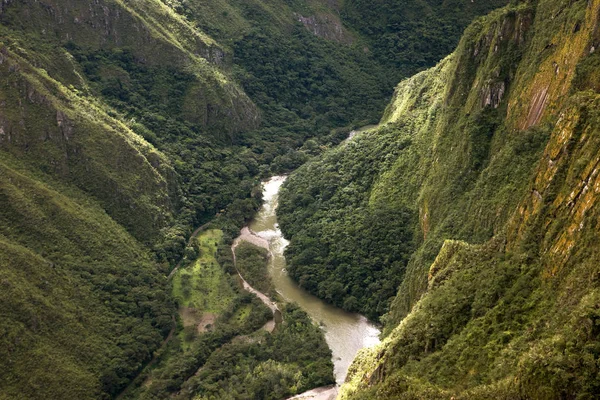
[2,0,599,399]
[279,0,600,398]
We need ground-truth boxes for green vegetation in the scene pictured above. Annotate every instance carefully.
[277,0,600,398]
[0,0,351,395]
[126,232,333,400]
[178,305,335,400]
[342,213,600,398]
[173,230,234,314]
[278,133,417,318]
[172,230,237,350]
[233,26,391,131]
[340,0,509,80]
[234,242,273,297]
[162,0,510,177]
[123,230,272,398]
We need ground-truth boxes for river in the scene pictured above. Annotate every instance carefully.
[247,176,380,396]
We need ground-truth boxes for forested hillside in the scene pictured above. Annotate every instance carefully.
[341,0,509,79]
[279,0,600,397]
[0,0,514,398]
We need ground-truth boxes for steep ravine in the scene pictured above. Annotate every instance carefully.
[276,0,600,398]
[241,176,380,398]
[5,0,598,397]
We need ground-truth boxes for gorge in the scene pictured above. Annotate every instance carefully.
[1,0,600,399]
[251,176,380,385]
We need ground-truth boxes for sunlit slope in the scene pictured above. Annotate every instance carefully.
[280,0,600,397]
[0,0,257,397]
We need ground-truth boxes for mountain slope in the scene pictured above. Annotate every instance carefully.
[0,0,527,398]
[0,0,257,397]
[279,0,600,397]
[0,155,175,399]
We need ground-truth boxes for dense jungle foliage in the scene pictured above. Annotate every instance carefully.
[177,304,335,400]
[234,242,274,297]
[278,129,417,319]
[0,0,524,398]
[125,231,333,399]
[279,0,600,398]
[341,0,508,79]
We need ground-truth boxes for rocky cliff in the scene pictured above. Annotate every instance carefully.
[335,0,600,397]
[278,0,600,397]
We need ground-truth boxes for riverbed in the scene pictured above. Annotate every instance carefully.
[248,176,380,392]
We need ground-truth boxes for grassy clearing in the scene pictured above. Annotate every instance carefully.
[172,229,233,312]
[231,304,253,326]
[172,229,236,346]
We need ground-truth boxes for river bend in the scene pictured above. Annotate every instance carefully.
[248,176,380,393]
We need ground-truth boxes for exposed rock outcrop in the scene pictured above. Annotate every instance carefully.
[295,13,353,44]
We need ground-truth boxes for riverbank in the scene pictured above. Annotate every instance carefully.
[121,175,379,399]
[231,230,281,331]
[287,385,338,400]
[249,176,381,388]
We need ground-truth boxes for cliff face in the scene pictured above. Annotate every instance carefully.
[334,0,600,398]
[380,0,600,326]
[277,0,600,397]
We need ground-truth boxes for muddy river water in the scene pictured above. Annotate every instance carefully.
[247,176,380,395]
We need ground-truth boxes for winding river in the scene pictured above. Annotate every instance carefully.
[247,176,380,397]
